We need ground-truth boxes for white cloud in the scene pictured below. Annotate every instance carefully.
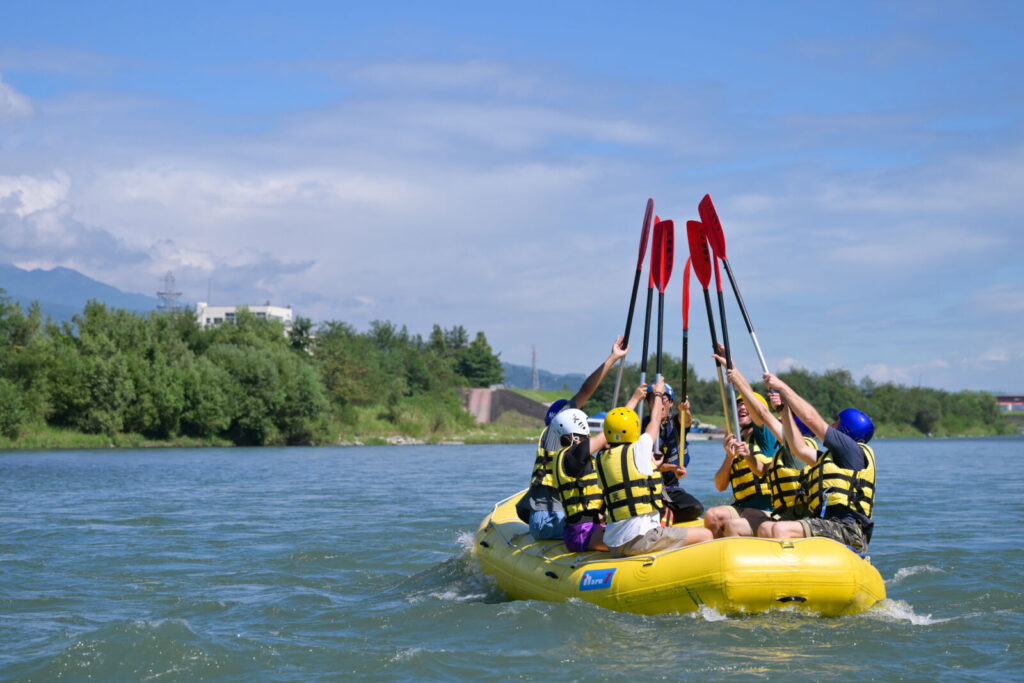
[0,74,32,120]
[1,43,1022,391]
[0,171,69,216]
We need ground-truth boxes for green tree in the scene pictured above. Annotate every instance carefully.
[457,331,504,387]
[0,377,26,438]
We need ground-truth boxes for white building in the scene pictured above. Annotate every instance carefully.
[195,302,294,330]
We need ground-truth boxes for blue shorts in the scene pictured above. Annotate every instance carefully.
[529,509,565,540]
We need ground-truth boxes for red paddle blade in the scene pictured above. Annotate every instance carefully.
[698,194,727,260]
[650,219,663,289]
[636,198,654,271]
[713,253,724,292]
[648,214,661,288]
[682,258,692,329]
[686,220,712,288]
[653,219,674,293]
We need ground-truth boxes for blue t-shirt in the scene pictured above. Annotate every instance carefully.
[749,422,779,458]
[822,426,873,542]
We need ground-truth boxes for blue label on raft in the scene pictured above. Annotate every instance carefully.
[579,568,616,591]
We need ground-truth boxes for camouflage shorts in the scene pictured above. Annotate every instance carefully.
[799,517,868,554]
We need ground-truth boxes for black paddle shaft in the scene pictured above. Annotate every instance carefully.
[620,268,644,348]
[640,284,654,374]
[702,288,720,356]
[716,288,734,370]
[722,259,755,335]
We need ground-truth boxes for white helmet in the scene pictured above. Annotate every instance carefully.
[551,409,590,440]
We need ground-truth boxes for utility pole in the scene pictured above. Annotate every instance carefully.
[532,345,540,391]
[157,271,182,312]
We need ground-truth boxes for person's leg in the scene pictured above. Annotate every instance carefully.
[703,505,738,538]
[799,518,868,553]
[529,509,566,540]
[757,520,806,540]
[616,525,713,556]
[586,524,609,552]
[723,516,754,537]
[664,488,704,522]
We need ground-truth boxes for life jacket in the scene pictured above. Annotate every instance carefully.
[804,444,876,519]
[530,428,558,489]
[552,446,604,523]
[657,417,683,486]
[765,436,817,514]
[595,443,663,523]
[729,434,772,503]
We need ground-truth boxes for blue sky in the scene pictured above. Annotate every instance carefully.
[1,1,1022,392]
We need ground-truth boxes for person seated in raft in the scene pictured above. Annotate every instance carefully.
[639,383,704,524]
[515,336,629,540]
[705,358,817,537]
[757,372,876,554]
[766,400,821,518]
[595,376,714,557]
[702,380,779,538]
[549,408,611,552]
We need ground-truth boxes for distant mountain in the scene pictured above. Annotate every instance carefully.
[502,362,588,392]
[0,263,162,321]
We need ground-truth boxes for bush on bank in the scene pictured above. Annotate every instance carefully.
[0,290,1009,447]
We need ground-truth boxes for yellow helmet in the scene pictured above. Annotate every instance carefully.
[603,407,640,444]
[737,392,769,411]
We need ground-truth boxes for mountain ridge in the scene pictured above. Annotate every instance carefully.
[0,263,162,320]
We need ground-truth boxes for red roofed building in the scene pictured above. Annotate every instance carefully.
[996,396,1024,412]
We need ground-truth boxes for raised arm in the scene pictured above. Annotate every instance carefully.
[763,372,828,441]
[571,335,629,410]
[714,434,739,491]
[624,383,648,411]
[643,376,667,444]
[780,404,817,466]
[713,352,784,443]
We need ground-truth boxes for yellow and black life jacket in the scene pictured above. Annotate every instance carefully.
[552,446,604,523]
[804,444,876,519]
[766,436,817,514]
[729,435,772,503]
[595,443,663,523]
[530,428,558,489]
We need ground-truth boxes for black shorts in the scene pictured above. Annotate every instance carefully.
[662,487,704,522]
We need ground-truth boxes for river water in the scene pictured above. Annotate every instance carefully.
[1,438,1022,681]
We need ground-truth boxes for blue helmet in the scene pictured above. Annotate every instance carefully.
[646,382,675,402]
[837,408,874,443]
[793,415,816,438]
[545,398,569,426]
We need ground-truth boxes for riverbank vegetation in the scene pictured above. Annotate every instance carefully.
[0,291,1011,449]
[579,354,1012,438]
[0,293,506,448]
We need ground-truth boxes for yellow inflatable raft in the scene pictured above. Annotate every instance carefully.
[474,492,886,617]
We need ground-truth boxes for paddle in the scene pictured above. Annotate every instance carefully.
[681,257,691,403]
[686,220,734,437]
[698,194,770,374]
[651,219,675,381]
[713,249,742,437]
[611,198,654,407]
[638,215,661,425]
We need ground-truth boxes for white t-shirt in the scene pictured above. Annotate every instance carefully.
[602,433,660,548]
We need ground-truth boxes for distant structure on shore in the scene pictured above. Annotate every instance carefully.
[996,396,1024,412]
[156,272,182,312]
[464,388,547,424]
[195,302,294,331]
